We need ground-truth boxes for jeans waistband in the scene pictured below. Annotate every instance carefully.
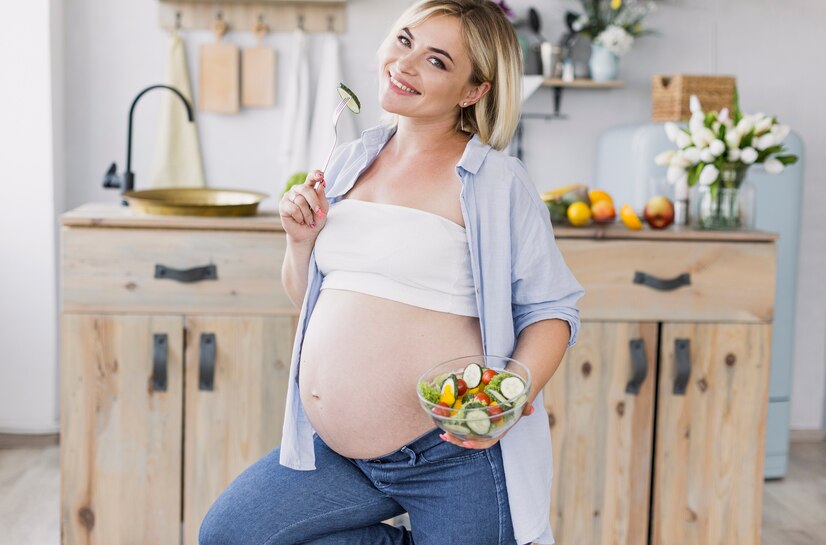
[357,426,443,464]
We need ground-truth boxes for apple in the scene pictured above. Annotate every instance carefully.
[591,200,616,223]
[644,196,675,229]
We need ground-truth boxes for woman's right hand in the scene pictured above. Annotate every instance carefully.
[279,170,329,245]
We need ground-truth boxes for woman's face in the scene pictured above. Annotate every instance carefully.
[377,15,482,123]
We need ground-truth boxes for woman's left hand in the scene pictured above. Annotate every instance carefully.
[439,403,536,449]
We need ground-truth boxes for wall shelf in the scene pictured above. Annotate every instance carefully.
[158,0,347,33]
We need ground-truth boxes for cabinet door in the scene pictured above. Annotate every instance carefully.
[182,315,296,545]
[61,314,184,545]
[653,323,772,545]
[544,321,658,545]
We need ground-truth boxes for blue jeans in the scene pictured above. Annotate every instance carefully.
[199,427,518,545]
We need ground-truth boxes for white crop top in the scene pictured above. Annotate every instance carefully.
[314,198,479,318]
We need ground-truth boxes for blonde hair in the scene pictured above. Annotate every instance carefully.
[380,0,522,151]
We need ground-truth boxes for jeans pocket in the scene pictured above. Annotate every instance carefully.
[417,439,487,465]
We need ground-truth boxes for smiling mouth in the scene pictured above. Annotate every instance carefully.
[388,73,421,95]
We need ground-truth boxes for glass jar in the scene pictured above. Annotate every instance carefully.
[692,163,752,230]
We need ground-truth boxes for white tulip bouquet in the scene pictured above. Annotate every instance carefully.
[655,92,798,191]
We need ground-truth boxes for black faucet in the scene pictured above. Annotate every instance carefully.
[103,84,195,201]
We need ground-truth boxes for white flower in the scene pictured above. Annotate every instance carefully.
[764,157,785,174]
[698,164,720,186]
[737,116,755,135]
[700,148,715,163]
[682,147,701,164]
[725,129,742,149]
[718,108,730,123]
[664,122,681,143]
[689,95,703,114]
[667,165,686,183]
[691,128,715,148]
[654,150,676,166]
[741,147,758,164]
[675,131,692,149]
[594,25,634,56]
[756,133,776,151]
[727,148,741,162]
[755,117,773,135]
[689,113,706,134]
[669,152,691,167]
[709,139,726,156]
[771,124,791,143]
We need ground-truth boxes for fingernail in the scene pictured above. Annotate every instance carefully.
[462,441,474,448]
[439,434,447,441]
[316,208,325,217]
[310,221,316,228]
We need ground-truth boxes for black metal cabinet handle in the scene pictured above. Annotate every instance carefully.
[199,333,216,391]
[633,271,691,292]
[155,264,217,283]
[152,334,168,392]
[625,338,648,395]
[673,338,691,395]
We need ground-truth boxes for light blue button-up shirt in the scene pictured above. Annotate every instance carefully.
[279,124,584,545]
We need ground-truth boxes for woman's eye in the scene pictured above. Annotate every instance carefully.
[397,35,411,47]
[429,58,446,70]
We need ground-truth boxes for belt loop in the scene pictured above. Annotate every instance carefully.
[400,445,417,466]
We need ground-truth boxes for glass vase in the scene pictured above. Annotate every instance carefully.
[692,163,752,230]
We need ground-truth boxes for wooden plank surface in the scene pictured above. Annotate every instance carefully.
[182,315,295,545]
[553,223,778,242]
[60,314,183,545]
[557,239,776,323]
[653,323,772,545]
[62,227,295,315]
[544,321,657,545]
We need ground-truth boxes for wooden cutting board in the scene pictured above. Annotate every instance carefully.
[242,21,276,108]
[242,46,276,108]
[199,20,239,114]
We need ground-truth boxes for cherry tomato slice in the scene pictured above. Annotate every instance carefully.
[487,404,504,423]
[432,402,451,418]
[481,369,498,385]
[474,392,491,405]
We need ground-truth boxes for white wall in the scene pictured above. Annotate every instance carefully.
[57,0,826,432]
[0,0,60,433]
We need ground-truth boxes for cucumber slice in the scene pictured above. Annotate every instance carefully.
[510,394,528,409]
[441,421,470,435]
[441,374,459,398]
[462,362,483,389]
[338,83,361,113]
[488,389,510,407]
[465,409,492,435]
[500,376,526,401]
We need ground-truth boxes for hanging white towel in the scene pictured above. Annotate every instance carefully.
[521,75,544,104]
[279,29,312,180]
[308,32,358,172]
[148,31,206,188]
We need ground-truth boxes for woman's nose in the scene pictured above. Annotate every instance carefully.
[395,53,416,75]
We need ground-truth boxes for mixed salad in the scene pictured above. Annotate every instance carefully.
[418,361,528,437]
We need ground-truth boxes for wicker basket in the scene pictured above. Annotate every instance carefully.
[651,74,737,121]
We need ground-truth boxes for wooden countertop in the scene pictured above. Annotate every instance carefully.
[62,203,778,242]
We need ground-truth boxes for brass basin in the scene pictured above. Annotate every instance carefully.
[122,188,269,217]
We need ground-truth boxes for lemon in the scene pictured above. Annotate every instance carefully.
[567,201,592,226]
[588,189,614,206]
[620,204,643,230]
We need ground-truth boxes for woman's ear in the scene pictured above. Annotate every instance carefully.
[461,81,492,107]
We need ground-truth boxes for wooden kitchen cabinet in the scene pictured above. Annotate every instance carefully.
[547,227,777,545]
[60,205,297,545]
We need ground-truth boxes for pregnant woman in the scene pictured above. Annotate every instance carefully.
[200,1,583,544]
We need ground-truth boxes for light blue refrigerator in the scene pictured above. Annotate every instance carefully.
[594,123,804,479]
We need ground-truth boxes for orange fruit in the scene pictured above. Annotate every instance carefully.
[588,189,614,206]
[591,200,616,223]
[620,204,643,230]
[567,201,592,226]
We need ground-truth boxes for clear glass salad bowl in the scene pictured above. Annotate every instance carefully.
[416,355,532,442]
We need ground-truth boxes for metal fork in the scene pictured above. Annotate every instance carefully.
[313,96,351,191]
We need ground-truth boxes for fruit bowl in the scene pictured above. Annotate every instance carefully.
[416,355,532,442]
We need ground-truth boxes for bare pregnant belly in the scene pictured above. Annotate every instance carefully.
[299,288,483,459]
